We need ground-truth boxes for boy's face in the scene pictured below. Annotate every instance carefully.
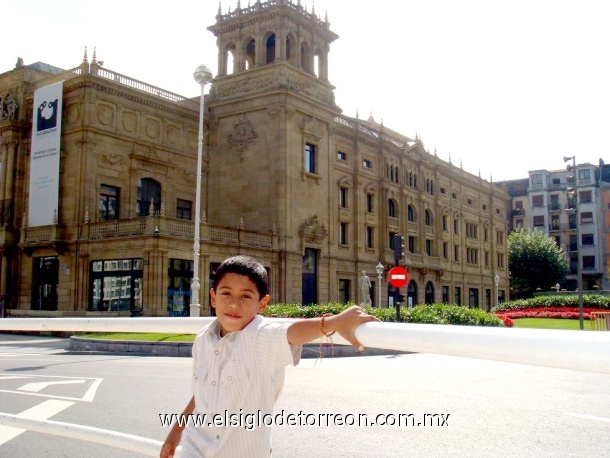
[210,273,270,337]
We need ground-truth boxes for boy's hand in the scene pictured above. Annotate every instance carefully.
[325,305,379,351]
[160,428,181,458]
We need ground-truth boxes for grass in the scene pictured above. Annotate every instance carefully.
[511,318,594,331]
[78,333,196,342]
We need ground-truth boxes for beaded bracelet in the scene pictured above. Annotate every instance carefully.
[320,314,336,337]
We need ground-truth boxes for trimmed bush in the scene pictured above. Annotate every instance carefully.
[264,302,505,327]
[491,294,610,313]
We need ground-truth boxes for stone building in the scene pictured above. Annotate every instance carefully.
[0,0,509,317]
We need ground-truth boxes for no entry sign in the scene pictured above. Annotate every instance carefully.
[388,266,409,288]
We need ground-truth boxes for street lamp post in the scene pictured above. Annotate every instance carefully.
[191,64,214,317]
[375,262,384,308]
[494,274,500,310]
[564,155,584,330]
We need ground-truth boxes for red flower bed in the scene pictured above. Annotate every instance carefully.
[495,307,607,322]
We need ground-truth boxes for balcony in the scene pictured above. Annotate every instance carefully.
[20,216,275,249]
[511,208,525,217]
[548,204,562,212]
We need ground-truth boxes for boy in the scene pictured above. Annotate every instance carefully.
[161,255,379,457]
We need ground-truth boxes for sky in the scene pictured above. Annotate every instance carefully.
[4,0,610,181]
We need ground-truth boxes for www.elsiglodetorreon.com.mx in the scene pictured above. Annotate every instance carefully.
[159,410,450,430]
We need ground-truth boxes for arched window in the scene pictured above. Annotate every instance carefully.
[425,281,434,304]
[394,166,399,183]
[388,199,397,218]
[407,205,415,222]
[223,44,236,75]
[408,280,418,306]
[137,178,161,216]
[245,39,256,70]
[265,33,276,64]
[425,209,432,226]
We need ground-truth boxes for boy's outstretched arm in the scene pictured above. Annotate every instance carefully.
[286,305,379,350]
[160,396,195,458]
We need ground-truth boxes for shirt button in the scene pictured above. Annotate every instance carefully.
[215,350,219,355]
[216,435,220,439]
[228,376,232,381]
[212,381,216,386]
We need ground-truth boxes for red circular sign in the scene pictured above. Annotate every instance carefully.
[388,266,409,288]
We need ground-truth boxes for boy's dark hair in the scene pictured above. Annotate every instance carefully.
[212,255,268,298]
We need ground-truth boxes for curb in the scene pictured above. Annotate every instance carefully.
[68,336,407,358]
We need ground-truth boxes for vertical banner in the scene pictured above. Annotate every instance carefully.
[28,81,64,227]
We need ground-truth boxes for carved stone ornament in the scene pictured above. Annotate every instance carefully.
[227,114,258,154]
[302,116,323,139]
[364,182,376,194]
[100,152,125,166]
[0,91,18,121]
[299,214,328,247]
[337,175,350,188]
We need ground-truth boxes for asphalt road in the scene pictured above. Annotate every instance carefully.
[0,333,609,457]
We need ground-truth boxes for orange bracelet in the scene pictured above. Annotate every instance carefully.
[320,314,336,337]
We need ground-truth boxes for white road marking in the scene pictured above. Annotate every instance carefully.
[0,399,75,445]
[565,412,610,423]
[18,380,86,392]
[0,373,103,402]
[0,339,64,345]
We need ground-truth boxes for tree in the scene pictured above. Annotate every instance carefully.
[508,228,568,298]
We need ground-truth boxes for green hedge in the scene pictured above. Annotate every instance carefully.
[264,302,505,327]
[491,294,610,313]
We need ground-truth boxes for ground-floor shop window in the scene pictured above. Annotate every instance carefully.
[90,258,143,312]
[32,256,59,310]
[168,259,193,316]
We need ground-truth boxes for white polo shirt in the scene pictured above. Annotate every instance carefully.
[179,315,301,457]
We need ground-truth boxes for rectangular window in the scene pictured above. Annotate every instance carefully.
[515,200,523,209]
[337,151,347,161]
[366,226,374,249]
[338,279,351,303]
[455,287,462,306]
[90,258,143,313]
[363,159,373,169]
[580,212,593,223]
[579,190,592,203]
[425,239,433,256]
[466,222,478,239]
[305,142,316,173]
[485,251,489,267]
[469,288,479,308]
[531,173,543,185]
[454,245,460,262]
[578,169,591,182]
[442,215,448,231]
[497,253,505,268]
[443,242,448,259]
[583,256,595,270]
[99,184,120,221]
[581,234,594,245]
[533,215,545,227]
[454,219,459,234]
[551,215,560,230]
[340,187,348,208]
[389,231,397,250]
[532,195,544,207]
[168,259,193,316]
[408,236,416,253]
[366,194,374,213]
[442,286,450,304]
[340,222,348,245]
[176,199,192,220]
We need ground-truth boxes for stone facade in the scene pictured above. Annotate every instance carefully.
[0,0,509,317]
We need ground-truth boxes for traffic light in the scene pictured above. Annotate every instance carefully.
[393,234,405,263]
[397,293,406,304]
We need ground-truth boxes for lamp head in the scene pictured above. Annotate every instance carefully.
[375,262,384,275]
[193,64,213,85]
[563,155,574,163]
